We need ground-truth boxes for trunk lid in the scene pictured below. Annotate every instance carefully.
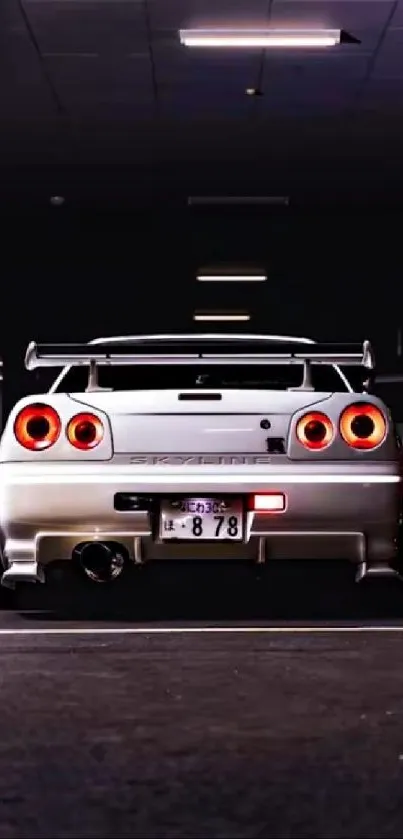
[68,389,332,454]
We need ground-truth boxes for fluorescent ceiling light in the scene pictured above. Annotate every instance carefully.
[188,196,289,206]
[193,313,251,322]
[179,29,341,48]
[197,274,267,282]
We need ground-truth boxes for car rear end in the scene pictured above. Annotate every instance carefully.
[0,335,400,588]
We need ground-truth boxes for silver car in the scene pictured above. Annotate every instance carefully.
[0,333,401,591]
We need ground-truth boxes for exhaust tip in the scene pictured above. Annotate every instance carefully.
[76,541,126,583]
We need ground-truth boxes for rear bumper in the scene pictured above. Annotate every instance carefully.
[0,461,401,585]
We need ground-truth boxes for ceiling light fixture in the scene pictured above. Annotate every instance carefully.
[188,196,289,206]
[245,87,263,96]
[50,195,65,207]
[179,28,341,49]
[197,274,267,282]
[193,313,251,322]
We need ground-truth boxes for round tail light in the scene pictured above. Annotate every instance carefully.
[67,413,104,450]
[14,403,61,451]
[296,411,334,450]
[340,403,386,450]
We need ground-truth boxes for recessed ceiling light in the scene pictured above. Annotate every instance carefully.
[179,29,341,49]
[193,313,251,322]
[49,195,65,206]
[245,87,263,96]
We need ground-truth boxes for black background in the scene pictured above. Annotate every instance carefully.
[1,198,402,415]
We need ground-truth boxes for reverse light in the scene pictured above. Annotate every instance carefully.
[340,403,386,450]
[296,411,334,450]
[67,413,104,450]
[252,493,286,512]
[14,403,61,451]
[179,29,341,49]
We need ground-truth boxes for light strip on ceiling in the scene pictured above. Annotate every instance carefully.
[188,196,289,206]
[179,29,341,48]
[197,274,267,282]
[193,313,251,322]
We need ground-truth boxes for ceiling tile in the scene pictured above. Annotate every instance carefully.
[25,0,147,54]
[258,85,358,116]
[46,54,153,92]
[46,55,154,116]
[262,53,369,84]
[149,0,272,30]
[271,1,395,50]
[390,1,403,25]
[360,76,403,109]
[370,28,403,77]
[159,83,254,117]
[62,98,155,118]
[69,122,156,162]
[0,25,57,118]
[153,41,261,87]
[0,116,74,165]
[260,53,367,115]
[0,86,55,119]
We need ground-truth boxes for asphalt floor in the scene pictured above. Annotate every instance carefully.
[1,561,403,839]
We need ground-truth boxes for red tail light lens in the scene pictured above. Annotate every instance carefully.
[67,413,104,450]
[340,403,386,450]
[14,403,61,451]
[296,411,334,450]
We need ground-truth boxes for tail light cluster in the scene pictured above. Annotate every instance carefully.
[296,403,387,452]
[14,404,61,452]
[66,412,104,450]
[296,411,334,451]
[339,404,386,450]
[14,404,104,451]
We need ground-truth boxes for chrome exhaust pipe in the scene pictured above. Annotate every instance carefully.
[76,542,126,583]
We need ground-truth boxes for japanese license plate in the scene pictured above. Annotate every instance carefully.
[159,497,244,541]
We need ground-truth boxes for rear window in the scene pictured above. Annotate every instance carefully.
[55,363,350,393]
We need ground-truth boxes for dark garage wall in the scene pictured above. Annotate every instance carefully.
[0,206,402,418]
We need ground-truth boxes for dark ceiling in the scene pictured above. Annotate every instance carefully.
[1,0,403,208]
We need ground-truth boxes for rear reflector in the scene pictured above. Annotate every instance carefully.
[252,493,286,512]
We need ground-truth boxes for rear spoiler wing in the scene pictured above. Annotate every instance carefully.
[25,336,375,370]
[25,335,375,392]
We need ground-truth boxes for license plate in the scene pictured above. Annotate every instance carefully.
[159,497,244,541]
